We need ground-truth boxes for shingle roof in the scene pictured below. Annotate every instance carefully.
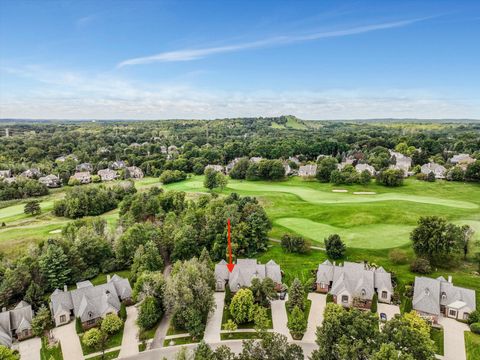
[0,312,11,347]
[9,301,33,331]
[50,275,131,322]
[215,259,282,292]
[413,277,441,315]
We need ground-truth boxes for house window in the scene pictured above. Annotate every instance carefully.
[341,295,348,303]
[464,313,470,320]
[361,289,366,296]
[60,315,66,323]
[23,329,29,336]
[381,291,388,299]
[449,309,457,317]
[87,319,96,326]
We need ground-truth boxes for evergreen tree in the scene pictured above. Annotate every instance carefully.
[39,242,71,290]
[287,278,305,311]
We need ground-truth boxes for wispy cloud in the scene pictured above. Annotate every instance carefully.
[117,18,428,67]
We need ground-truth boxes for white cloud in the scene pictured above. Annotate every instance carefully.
[1,65,478,120]
[117,18,429,67]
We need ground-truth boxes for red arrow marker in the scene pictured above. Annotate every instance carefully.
[227,218,235,272]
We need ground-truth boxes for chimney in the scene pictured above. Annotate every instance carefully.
[107,275,111,282]
[1,307,6,312]
[333,261,336,266]
[63,285,68,292]
[448,276,452,283]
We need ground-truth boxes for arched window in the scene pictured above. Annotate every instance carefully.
[441,292,447,300]
[361,289,366,296]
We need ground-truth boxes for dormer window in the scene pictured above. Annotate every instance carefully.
[361,289,366,296]
[441,292,446,300]
[424,288,430,296]
[88,311,93,318]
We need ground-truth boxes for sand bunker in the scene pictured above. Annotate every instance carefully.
[332,189,348,193]
[49,229,62,234]
[353,192,376,195]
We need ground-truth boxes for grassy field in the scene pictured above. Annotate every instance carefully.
[465,332,480,360]
[1,174,479,302]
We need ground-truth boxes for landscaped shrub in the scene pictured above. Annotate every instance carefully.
[388,248,408,265]
[75,317,83,334]
[281,234,310,254]
[371,293,378,313]
[229,289,255,324]
[159,170,187,184]
[467,311,480,325]
[470,322,480,334]
[287,306,307,339]
[403,298,413,313]
[326,294,334,303]
[224,286,232,306]
[119,303,127,321]
[410,258,432,274]
[100,314,123,335]
[137,296,162,330]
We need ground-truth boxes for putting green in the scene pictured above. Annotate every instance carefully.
[276,217,414,249]
[226,182,478,209]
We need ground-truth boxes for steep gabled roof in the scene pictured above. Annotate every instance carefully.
[413,277,440,315]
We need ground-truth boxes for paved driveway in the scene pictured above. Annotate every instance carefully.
[18,337,41,360]
[52,321,83,360]
[119,306,139,358]
[303,293,326,343]
[438,317,469,360]
[271,298,292,341]
[377,303,400,322]
[204,292,225,343]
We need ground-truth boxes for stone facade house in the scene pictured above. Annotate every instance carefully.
[0,170,12,178]
[21,169,42,179]
[450,154,475,165]
[98,169,118,182]
[50,275,132,329]
[76,163,94,172]
[413,276,476,323]
[355,163,376,176]
[316,260,393,309]
[110,160,126,170]
[421,162,447,179]
[126,166,144,179]
[205,165,225,173]
[214,259,282,292]
[298,164,317,177]
[38,174,61,188]
[71,171,92,184]
[389,150,412,176]
[0,301,34,348]
[226,158,241,173]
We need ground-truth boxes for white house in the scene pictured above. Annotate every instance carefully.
[421,162,447,179]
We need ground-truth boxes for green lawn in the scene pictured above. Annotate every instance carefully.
[220,332,260,340]
[87,349,120,360]
[465,332,480,360]
[163,336,200,347]
[221,304,273,329]
[430,327,444,356]
[80,325,124,355]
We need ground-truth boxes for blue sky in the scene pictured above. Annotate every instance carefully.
[0,0,479,119]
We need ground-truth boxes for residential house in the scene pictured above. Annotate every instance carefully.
[160,146,168,154]
[0,170,12,178]
[288,156,301,166]
[50,274,132,329]
[110,160,127,170]
[56,155,78,162]
[20,168,42,179]
[71,172,92,184]
[283,162,293,176]
[126,166,144,179]
[76,163,94,172]
[421,162,447,179]
[167,145,179,154]
[97,169,118,182]
[214,259,282,292]
[316,260,393,309]
[129,143,141,148]
[355,163,376,176]
[337,156,356,170]
[413,276,476,323]
[298,164,317,177]
[38,174,61,188]
[450,154,475,170]
[226,158,241,173]
[250,157,263,164]
[389,150,412,176]
[3,177,16,184]
[205,164,225,173]
[0,301,34,348]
